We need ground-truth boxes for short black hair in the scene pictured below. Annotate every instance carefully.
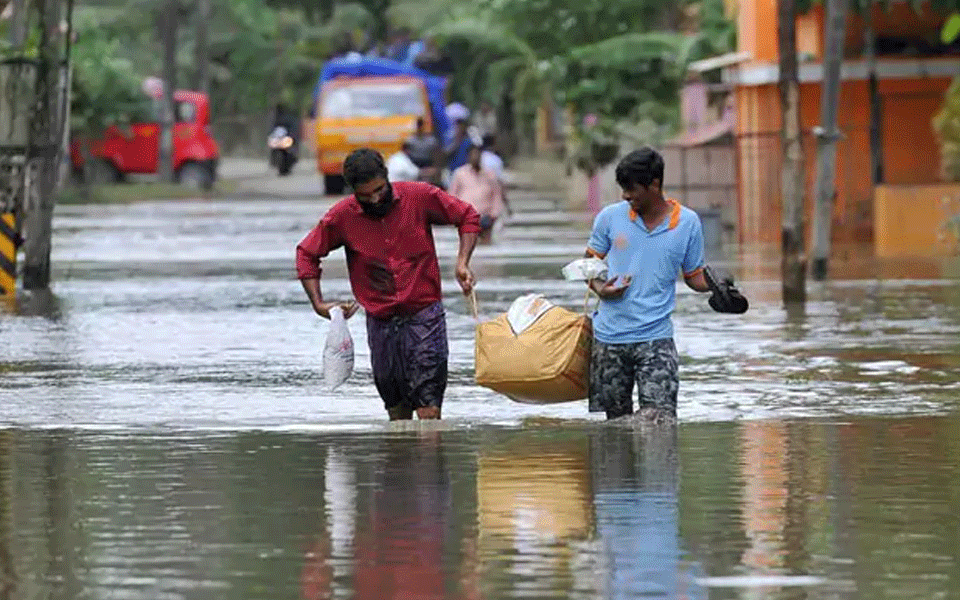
[615,147,664,189]
[343,148,387,189]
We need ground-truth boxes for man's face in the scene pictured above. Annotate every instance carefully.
[621,179,660,213]
[354,176,389,206]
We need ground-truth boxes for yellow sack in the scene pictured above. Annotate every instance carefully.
[474,294,592,403]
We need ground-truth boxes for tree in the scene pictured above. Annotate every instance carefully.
[426,0,724,159]
[159,0,177,184]
[69,30,152,189]
[779,0,806,304]
[942,12,960,43]
[811,0,849,281]
[932,78,960,182]
[934,12,960,183]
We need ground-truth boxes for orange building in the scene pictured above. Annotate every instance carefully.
[728,0,958,251]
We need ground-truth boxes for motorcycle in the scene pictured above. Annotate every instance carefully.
[268,126,298,176]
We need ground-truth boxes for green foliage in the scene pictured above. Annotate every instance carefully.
[68,0,737,159]
[560,32,706,117]
[474,0,681,60]
[424,0,734,167]
[932,77,960,182]
[70,0,335,121]
[942,13,960,43]
[70,28,151,134]
[698,0,737,55]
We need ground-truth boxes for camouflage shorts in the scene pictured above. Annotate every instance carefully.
[588,338,679,419]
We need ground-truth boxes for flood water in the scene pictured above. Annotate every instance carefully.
[2,194,960,599]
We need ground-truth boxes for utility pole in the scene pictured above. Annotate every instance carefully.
[8,0,28,47]
[864,3,883,186]
[195,0,210,95]
[58,1,74,193]
[158,0,178,184]
[22,0,63,291]
[778,0,806,303]
[811,0,848,280]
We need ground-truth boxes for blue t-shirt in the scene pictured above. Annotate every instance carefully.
[587,200,705,344]
[446,137,472,172]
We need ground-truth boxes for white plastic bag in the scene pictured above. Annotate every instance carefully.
[561,257,608,282]
[505,293,555,335]
[322,306,354,390]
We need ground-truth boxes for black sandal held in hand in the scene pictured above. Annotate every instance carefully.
[704,266,749,314]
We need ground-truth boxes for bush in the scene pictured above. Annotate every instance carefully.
[933,77,960,183]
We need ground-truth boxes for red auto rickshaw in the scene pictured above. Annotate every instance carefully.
[71,89,220,190]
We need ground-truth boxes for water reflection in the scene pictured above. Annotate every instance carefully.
[0,418,957,598]
[0,290,61,319]
[303,431,478,600]
[476,429,593,598]
[589,424,704,600]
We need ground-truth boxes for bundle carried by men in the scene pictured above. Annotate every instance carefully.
[473,292,593,404]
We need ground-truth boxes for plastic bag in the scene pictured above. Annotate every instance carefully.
[561,257,608,282]
[505,293,554,335]
[322,306,354,390]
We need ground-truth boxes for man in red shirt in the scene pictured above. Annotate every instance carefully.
[296,148,481,420]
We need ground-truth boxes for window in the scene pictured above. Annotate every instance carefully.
[147,99,198,123]
[321,82,425,119]
[176,101,197,123]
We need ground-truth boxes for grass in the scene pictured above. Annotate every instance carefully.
[55,180,240,205]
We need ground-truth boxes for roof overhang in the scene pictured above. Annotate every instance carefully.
[725,57,960,86]
[688,52,753,74]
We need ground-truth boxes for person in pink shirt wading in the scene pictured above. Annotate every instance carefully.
[449,142,506,244]
[296,148,481,421]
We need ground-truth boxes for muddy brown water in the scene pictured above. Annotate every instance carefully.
[1,196,958,599]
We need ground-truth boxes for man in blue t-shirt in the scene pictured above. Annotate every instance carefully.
[583,147,712,421]
[444,118,473,173]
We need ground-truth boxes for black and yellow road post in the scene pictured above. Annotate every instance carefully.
[0,212,16,299]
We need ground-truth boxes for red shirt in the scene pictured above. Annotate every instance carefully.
[296,181,481,318]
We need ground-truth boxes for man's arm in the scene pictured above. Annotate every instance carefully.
[684,268,710,293]
[424,185,481,295]
[490,174,507,218]
[581,246,631,299]
[681,214,709,293]
[448,168,462,197]
[295,213,357,319]
[425,184,482,232]
[299,278,358,319]
[455,230,479,294]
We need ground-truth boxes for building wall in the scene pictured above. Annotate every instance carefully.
[874,183,960,257]
[736,0,953,64]
[735,74,952,247]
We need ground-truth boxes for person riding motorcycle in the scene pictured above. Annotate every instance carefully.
[269,103,301,175]
[272,103,301,143]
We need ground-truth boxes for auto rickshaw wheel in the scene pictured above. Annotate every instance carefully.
[177,162,214,191]
[87,158,121,185]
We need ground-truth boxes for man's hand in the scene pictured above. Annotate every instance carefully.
[591,275,632,300]
[704,266,748,314]
[455,263,475,295]
[314,300,359,319]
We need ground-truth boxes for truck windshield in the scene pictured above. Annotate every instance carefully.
[321,82,425,119]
